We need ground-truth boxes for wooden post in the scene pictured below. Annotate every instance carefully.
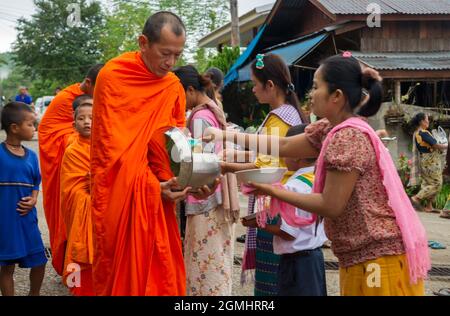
[433,81,438,107]
[395,80,401,105]
[230,0,240,47]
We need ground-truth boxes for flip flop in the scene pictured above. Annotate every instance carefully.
[440,211,450,219]
[433,288,450,296]
[428,240,447,249]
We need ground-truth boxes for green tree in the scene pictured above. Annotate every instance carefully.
[13,0,105,85]
[205,46,240,74]
[100,0,228,63]
[100,1,154,61]
[0,66,32,102]
[0,54,64,102]
[158,0,230,58]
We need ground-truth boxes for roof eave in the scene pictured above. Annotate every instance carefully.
[310,0,337,21]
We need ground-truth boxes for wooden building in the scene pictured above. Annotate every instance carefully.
[222,0,450,123]
[198,3,274,51]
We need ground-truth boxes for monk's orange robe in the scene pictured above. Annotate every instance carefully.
[38,84,83,275]
[60,135,94,296]
[91,52,186,296]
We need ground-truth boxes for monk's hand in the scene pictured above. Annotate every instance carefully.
[203,127,223,143]
[17,196,37,216]
[246,181,274,196]
[160,178,191,203]
[191,177,222,200]
[241,217,258,228]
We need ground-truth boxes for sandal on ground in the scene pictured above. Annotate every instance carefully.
[428,240,447,249]
[433,288,450,296]
[440,210,450,219]
[234,256,242,265]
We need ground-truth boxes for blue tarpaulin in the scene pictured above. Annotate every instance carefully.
[223,24,267,87]
[227,32,329,84]
[268,33,328,65]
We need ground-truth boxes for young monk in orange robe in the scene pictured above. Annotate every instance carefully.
[60,99,94,296]
[38,65,103,275]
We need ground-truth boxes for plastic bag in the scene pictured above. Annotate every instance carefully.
[432,126,448,144]
[432,126,448,169]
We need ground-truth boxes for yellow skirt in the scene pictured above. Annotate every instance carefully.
[339,254,425,296]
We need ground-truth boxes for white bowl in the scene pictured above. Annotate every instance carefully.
[235,168,287,184]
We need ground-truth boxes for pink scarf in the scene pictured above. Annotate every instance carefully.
[315,117,430,284]
[241,184,317,228]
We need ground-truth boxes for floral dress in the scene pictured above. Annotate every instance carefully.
[184,206,235,295]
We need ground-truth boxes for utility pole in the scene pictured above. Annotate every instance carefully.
[230,0,240,47]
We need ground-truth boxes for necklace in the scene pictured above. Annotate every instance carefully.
[5,142,22,149]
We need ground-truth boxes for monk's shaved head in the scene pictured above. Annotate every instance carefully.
[85,64,104,86]
[142,11,185,43]
[80,64,104,96]
[73,94,93,113]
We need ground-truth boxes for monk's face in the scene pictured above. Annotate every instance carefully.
[74,105,93,138]
[139,25,185,77]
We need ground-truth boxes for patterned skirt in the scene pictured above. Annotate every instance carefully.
[416,151,443,200]
[254,218,280,296]
[184,206,235,296]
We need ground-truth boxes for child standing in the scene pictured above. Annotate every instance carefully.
[242,124,328,296]
[0,102,47,296]
[60,96,94,296]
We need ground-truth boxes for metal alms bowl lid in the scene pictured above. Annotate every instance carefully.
[164,127,193,189]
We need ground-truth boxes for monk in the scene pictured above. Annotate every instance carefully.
[60,97,94,296]
[91,12,217,296]
[38,64,103,275]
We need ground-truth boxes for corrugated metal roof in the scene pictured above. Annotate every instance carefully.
[318,0,450,15]
[318,0,397,14]
[383,0,450,14]
[350,51,450,70]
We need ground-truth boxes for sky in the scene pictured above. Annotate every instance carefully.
[0,0,275,53]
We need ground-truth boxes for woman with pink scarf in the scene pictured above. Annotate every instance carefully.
[174,65,240,296]
[205,53,429,296]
